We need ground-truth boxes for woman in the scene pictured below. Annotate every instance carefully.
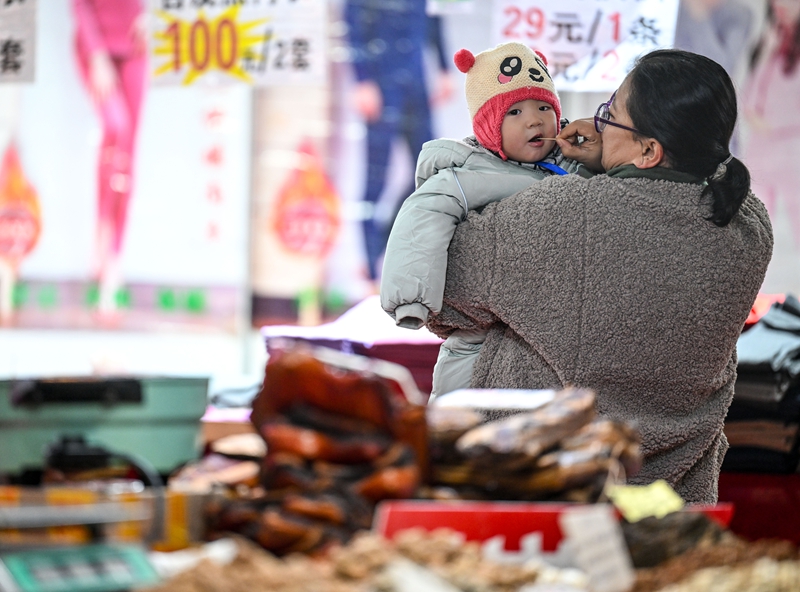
[72,0,147,314]
[427,49,774,504]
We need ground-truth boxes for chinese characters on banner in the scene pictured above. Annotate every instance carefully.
[201,99,228,246]
[149,0,326,86]
[492,0,679,92]
[0,0,36,83]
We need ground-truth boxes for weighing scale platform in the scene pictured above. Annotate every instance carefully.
[0,544,160,592]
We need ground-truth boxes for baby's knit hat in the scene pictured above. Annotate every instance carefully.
[454,42,561,160]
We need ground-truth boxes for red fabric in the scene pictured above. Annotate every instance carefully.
[472,86,562,160]
[718,472,800,544]
[745,293,785,327]
[73,0,147,257]
[72,0,144,57]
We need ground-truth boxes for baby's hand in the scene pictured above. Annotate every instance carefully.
[557,119,604,173]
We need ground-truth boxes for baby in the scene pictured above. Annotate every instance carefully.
[380,42,588,400]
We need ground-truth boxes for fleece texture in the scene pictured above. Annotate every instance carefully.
[427,171,774,504]
[380,136,583,330]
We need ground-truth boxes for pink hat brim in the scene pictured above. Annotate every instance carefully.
[473,87,562,160]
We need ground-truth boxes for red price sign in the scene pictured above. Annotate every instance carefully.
[493,0,679,91]
[501,5,546,40]
[0,206,39,263]
[275,200,338,257]
[273,141,340,259]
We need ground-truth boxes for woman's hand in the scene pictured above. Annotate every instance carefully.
[556,118,604,173]
[89,51,118,104]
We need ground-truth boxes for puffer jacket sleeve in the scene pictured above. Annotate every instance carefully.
[380,164,538,329]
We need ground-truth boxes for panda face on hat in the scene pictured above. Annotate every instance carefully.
[497,53,549,84]
[454,42,562,158]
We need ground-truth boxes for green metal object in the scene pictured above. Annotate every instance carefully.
[0,544,160,592]
[0,377,209,475]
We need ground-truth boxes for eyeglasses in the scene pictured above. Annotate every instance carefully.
[594,91,642,135]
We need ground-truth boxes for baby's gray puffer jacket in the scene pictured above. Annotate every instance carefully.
[380,136,582,330]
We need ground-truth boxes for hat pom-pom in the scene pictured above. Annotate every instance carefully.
[534,50,548,66]
[454,49,475,73]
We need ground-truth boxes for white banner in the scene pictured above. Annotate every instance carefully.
[0,0,36,84]
[148,0,326,87]
[492,0,680,92]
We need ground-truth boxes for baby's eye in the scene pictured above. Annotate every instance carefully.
[506,108,522,116]
[539,105,551,111]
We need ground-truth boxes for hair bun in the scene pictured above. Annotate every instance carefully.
[454,49,475,73]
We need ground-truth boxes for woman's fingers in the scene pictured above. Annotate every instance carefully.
[557,118,604,172]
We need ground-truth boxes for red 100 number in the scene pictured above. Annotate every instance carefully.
[165,18,239,72]
[502,6,545,40]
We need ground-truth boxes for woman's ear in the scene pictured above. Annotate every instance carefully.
[636,137,665,169]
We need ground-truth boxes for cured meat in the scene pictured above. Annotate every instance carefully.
[214,344,429,555]
[250,347,397,432]
[456,387,596,466]
[260,422,391,464]
[352,465,421,502]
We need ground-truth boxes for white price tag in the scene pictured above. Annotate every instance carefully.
[558,505,635,592]
[149,0,327,87]
[492,0,680,92]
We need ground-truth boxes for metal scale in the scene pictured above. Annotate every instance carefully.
[0,499,161,592]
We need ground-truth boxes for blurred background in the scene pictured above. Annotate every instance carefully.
[0,0,795,391]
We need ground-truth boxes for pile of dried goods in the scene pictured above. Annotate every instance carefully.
[427,388,642,502]
[204,344,428,555]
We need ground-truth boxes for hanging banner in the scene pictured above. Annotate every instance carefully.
[148,0,326,87]
[0,0,36,83]
[492,0,680,92]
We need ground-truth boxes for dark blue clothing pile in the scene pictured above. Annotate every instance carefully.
[725,295,800,473]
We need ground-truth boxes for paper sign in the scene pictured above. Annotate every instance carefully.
[605,479,685,523]
[492,0,679,92]
[149,0,327,87]
[0,0,36,83]
[559,504,635,592]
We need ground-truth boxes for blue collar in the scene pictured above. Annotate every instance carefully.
[535,161,569,176]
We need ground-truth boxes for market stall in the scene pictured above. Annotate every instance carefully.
[3,335,799,592]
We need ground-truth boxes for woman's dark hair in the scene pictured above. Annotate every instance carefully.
[625,49,749,227]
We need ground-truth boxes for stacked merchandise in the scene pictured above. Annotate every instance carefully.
[202,347,645,556]
[204,344,429,556]
[724,295,800,473]
[427,389,642,503]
